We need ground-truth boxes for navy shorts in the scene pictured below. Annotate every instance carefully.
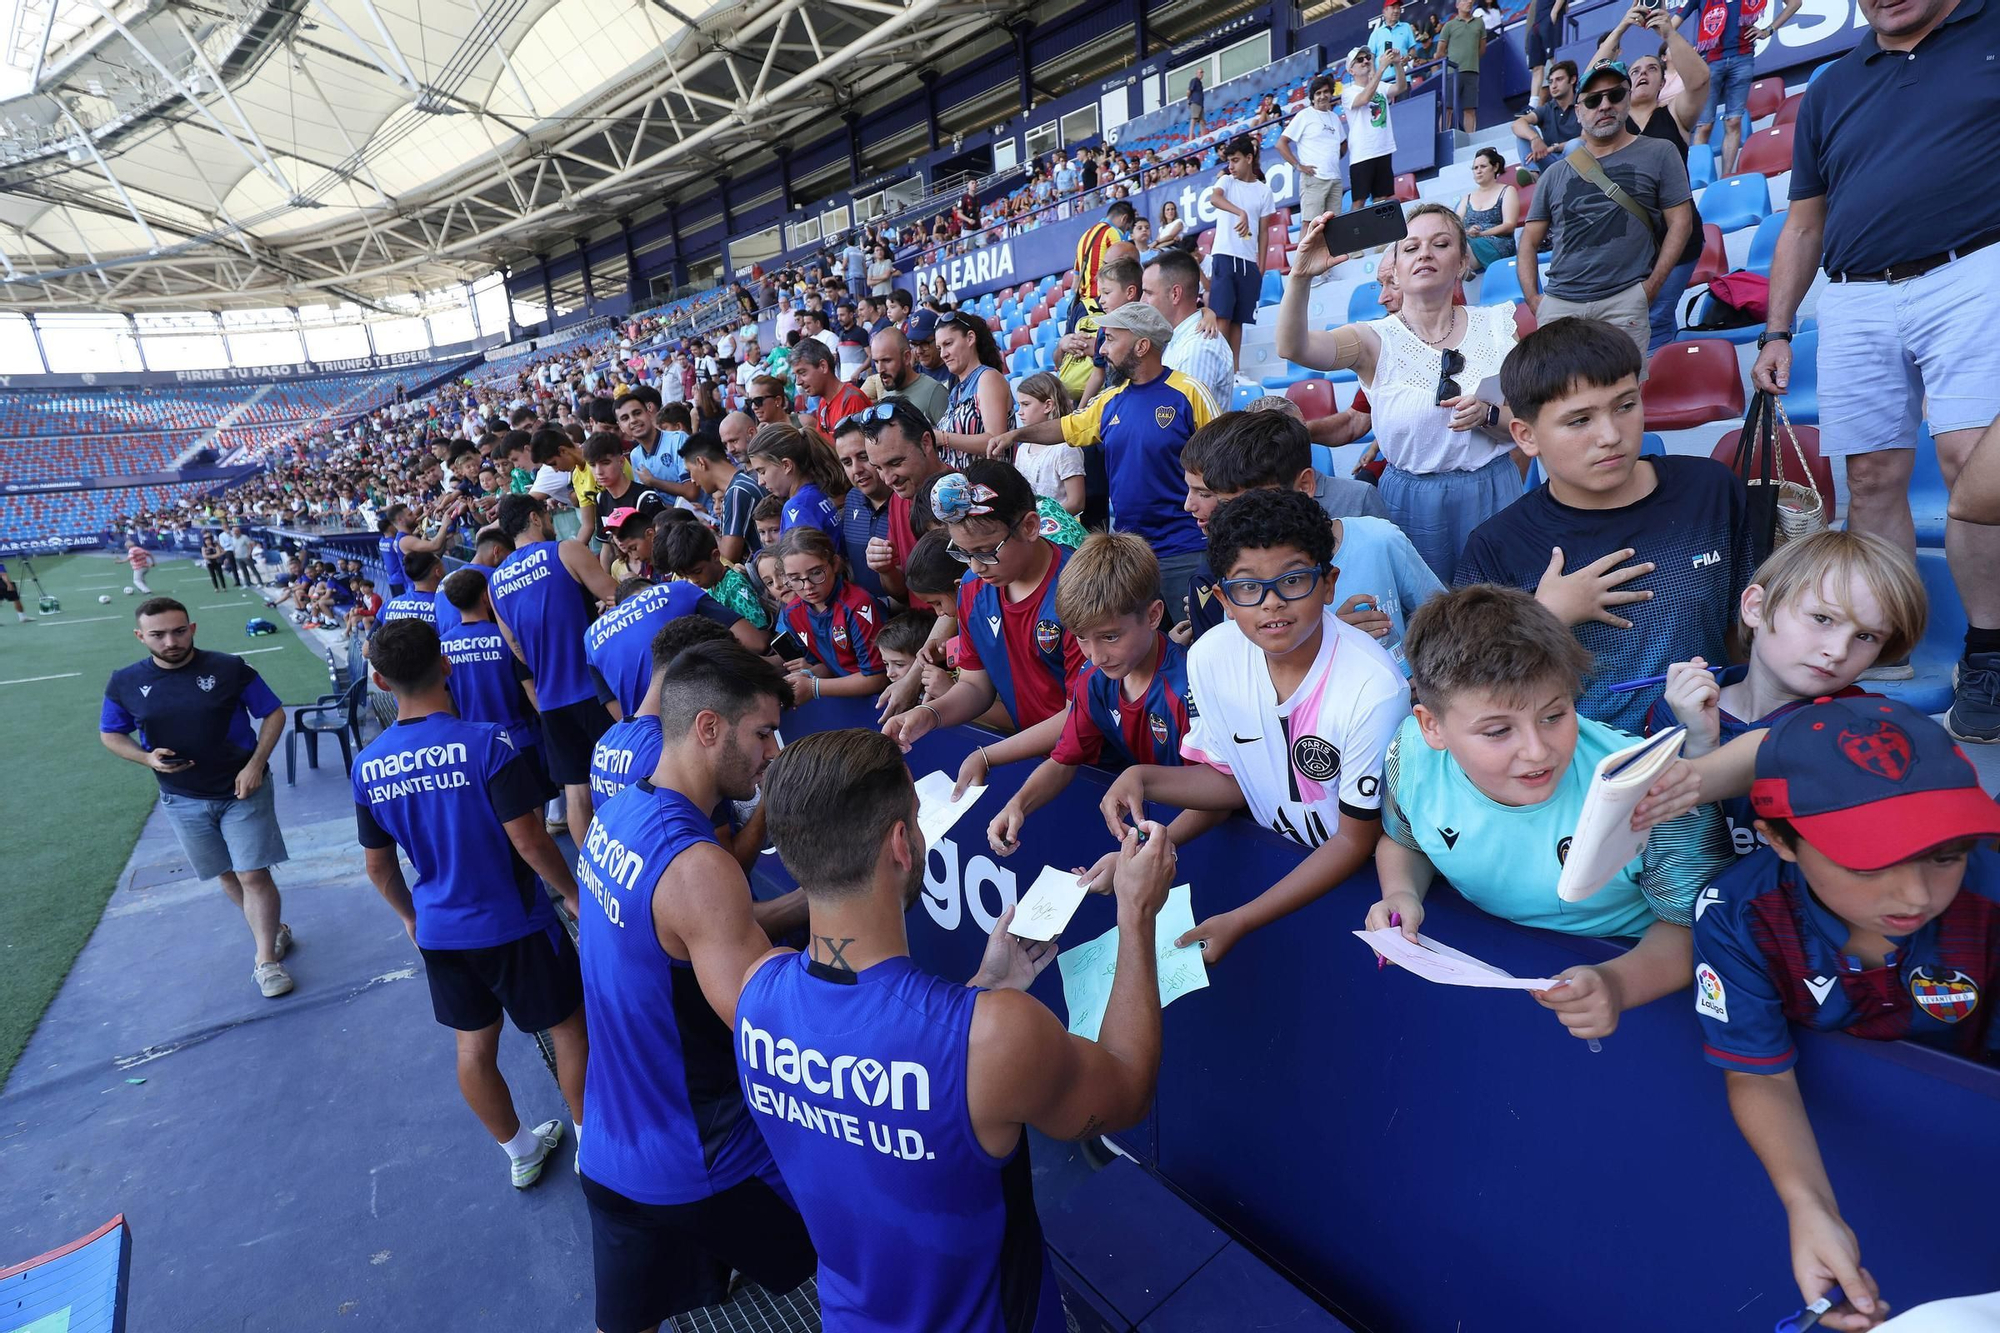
[539,696,614,785]
[1210,254,1262,326]
[1525,22,1557,67]
[419,923,583,1032]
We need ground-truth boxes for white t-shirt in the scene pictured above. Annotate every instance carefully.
[1209,175,1276,263]
[1347,86,1397,165]
[1180,608,1409,851]
[1283,107,1346,178]
[1013,440,1085,503]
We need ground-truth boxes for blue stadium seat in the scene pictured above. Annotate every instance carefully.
[1781,327,1820,424]
[1875,550,1967,716]
[1475,259,1523,306]
[1231,382,1261,411]
[1911,425,1950,548]
[1259,270,1286,307]
[1260,364,1313,390]
[1009,346,1036,375]
[1347,282,1387,322]
[1687,143,1715,190]
[1745,210,1787,276]
[1034,321,1060,350]
[1698,174,1773,233]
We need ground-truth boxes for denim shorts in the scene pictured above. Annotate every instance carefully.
[158,777,289,880]
[1697,51,1755,129]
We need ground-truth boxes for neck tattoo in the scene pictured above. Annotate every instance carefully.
[814,935,857,971]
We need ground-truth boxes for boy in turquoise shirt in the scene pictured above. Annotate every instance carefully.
[1367,583,1733,1042]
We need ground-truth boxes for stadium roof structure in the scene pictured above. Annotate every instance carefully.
[0,0,1027,312]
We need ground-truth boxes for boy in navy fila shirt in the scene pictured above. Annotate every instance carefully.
[352,621,588,1192]
[735,728,1178,1333]
[985,532,1194,856]
[573,642,814,1333]
[882,463,1085,757]
[1692,698,2000,1327]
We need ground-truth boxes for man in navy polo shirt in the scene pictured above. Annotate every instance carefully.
[1752,0,2000,742]
[832,415,892,601]
[1692,697,2000,1327]
[101,597,295,999]
[354,620,588,1192]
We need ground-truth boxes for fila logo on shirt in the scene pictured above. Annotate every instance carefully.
[1691,550,1722,570]
[197,675,217,692]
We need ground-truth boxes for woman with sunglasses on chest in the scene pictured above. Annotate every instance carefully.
[1277,204,1519,583]
[933,311,1015,470]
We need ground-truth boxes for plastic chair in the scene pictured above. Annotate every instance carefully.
[1775,91,1804,126]
[1263,237,1291,274]
[1748,78,1784,122]
[1475,258,1523,306]
[1285,380,1336,418]
[1698,173,1773,233]
[1347,282,1387,322]
[1642,339,1747,429]
[1709,423,1836,526]
[1686,143,1715,190]
[1735,124,1795,178]
[1690,224,1728,288]
[1394,173,1419,203]
[286,676,367,785]
[1746,210,1787,276]
[1007,326,1031,351]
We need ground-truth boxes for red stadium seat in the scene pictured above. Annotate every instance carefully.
[1514,181,1535,217]
[1690,224,1727,288]
[1263,237,1290,274]
[1775,91,1803,126]
[1748,78,1784,122]
[1710,424,1835,526]
[1643,339,1747,429]
[1394,173,1419,203]
[1263,208,1292,246]
[1285,380,1335,419]
[1008,327,1031,351]
[1513,303,1538,339]
[1735,123,1794,177]
[1198,227,1217,258]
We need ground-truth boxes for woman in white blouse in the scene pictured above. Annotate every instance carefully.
[1276,203,1519,582]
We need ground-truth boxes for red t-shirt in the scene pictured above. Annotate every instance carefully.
[817,383,871,438]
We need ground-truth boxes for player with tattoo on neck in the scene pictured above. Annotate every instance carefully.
[731,728,1178,1332]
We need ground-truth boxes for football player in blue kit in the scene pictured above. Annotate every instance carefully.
[735,727,1178,1333]
[573,641,814,1333]
[352,621,589,1191]
[433,526,513,638]
[378,551,444,625]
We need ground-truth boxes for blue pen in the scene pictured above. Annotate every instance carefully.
[1606,661,1728,694]
[1775,1285,1847,1333]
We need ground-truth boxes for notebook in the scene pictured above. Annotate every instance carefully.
[1555,726,1686,903]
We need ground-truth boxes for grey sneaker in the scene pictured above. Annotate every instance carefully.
[511,1119,564,1189]
[273,923,293,961]
[1858,657,1914,682]
[254,961,294,998]
[1945,653,2000,744]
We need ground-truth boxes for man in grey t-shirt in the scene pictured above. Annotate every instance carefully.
[1518,60,1693,367]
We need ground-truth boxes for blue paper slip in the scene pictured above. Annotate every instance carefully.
[1057,885,1208,1041]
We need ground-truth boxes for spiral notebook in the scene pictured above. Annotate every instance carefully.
[1555,726,1686,903]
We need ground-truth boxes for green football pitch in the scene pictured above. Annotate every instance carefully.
[0,551,335,1088]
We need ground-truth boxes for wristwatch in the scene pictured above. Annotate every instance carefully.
[1756,329,1793,349]
[1484,404,1502,431]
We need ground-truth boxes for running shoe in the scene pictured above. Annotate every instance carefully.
[274,923,293,961]
[254,961,294,998]
[512,1120,564,1189]
[1946,653,2000,743]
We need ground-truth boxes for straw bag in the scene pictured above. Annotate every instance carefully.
[1733,390,1826,563]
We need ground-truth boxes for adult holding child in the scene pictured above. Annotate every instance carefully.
[1277,203,1520,582]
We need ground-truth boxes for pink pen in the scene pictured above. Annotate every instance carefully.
[1380,912,1401,970]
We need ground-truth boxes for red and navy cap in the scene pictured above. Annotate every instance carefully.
[1750,696,2000,870]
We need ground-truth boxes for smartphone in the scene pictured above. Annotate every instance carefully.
[1316,201,1409,256]
[769,630,809,661]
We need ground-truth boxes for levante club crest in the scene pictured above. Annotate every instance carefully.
[1908,968,1979,1024]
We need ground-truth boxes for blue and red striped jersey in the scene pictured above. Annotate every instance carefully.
[1691,845,2000,1074]
[781,576,885,677]
[955,541,1084,729]
[1050,634,1193,769]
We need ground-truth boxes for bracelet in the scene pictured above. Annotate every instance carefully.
[918,702,942,728]
[810,676,820,699]
[977,744,990,767]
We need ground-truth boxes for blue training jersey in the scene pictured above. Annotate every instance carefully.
[584,581,740,716]
[439,622,537,745]
[434,564,492,637]
[490,541,596,709]
[781,482,843,542]
[590,715,664,803]
[378,589,438,625]
[351,714,555,950]
[737,952,1064,1333]
[576,781,775,1204]
[379,531,408,589]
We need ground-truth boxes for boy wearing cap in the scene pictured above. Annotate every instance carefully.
[1693,698,2000,1329]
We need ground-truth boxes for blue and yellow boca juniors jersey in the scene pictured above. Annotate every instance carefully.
[1050,633,1193,768]
[1692,845,2000,1074]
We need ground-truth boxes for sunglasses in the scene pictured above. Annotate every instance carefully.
[1579,87,1628,109]
[1436,348,1465,405]
[838,403,899,434]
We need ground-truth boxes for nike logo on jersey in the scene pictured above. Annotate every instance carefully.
[1438,827,1460,849]
[1694,886,1723,921]
[1804,975,1837,1006]
[1233,733,1261,744]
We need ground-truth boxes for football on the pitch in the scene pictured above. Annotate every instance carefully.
[98,595,112,604]
[122,586,135,595]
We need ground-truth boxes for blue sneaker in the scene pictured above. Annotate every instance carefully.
[1946,653,2000,744]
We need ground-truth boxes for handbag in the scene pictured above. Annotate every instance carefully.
[1732,391,1825,563]
[1764,397,1827,547]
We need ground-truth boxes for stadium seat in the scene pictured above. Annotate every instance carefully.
[1286,380,1336,418]
[1394,173,1418,203]
[1780,327,1820,424]
[1776,91,1804,126]
[1686,143,1715,189]
[1476,258,1523,306]
[1347,282,1387,322]
[1748,78,1784,122]
[1231,382,1261,411]
[1263,237,1291,274]
[1745,210,1787,276]
[1698,173,1773,232]
[1690,224,1728,288]
[1514,181,1535,218]
[1642,339,1746,429]
[1259,270,1286,306]
[1514,303,1538,339]
[1009,346,1036,376]
[1735,124,1795,177]
[1710,423,1836,527]
[1910,426,1950,547]
[1008,327,1031,351]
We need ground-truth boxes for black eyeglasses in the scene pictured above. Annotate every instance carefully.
[1437,348,1466,405]
[1218,566,1328,608]
[1579,87,1628,109]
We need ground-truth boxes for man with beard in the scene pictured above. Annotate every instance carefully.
[733,729,1176,1331]
[100,597,295,997]
[573,641,817,1333]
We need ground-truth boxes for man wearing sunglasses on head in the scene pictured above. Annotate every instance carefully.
[1517,60,1694,368]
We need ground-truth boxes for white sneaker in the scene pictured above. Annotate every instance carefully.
[511,1120,564,1189]
[254,961,294,998]
[273,923,293,961]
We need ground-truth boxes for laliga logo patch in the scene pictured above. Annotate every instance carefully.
[1149,713,1169,748]
[1695,964,1729,1022]
[1291,734,1340,783]
[1153,405,1177,429]
[1556,836,1573,865]
[1909,968,1979,1024]
[1035,619,1061,654]
[1837,720,1913,782]
[197,675,217,692]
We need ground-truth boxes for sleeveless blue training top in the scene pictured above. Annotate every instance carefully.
[378,531,408,590]
[490,541,595,709]
[439,621,537,747]
[735,952,1064,1332]
[575,780,774,1204]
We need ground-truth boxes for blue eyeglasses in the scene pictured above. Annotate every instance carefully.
[1217,566,1328,608]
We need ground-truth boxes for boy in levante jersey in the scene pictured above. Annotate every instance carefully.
[984,532,1194,857]
[882,463,1086,757]
[351,621,587,1192]
[1692,698,2000,1329]
[774,526,887,705]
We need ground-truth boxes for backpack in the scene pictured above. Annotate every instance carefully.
[1682,270,1770,330]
